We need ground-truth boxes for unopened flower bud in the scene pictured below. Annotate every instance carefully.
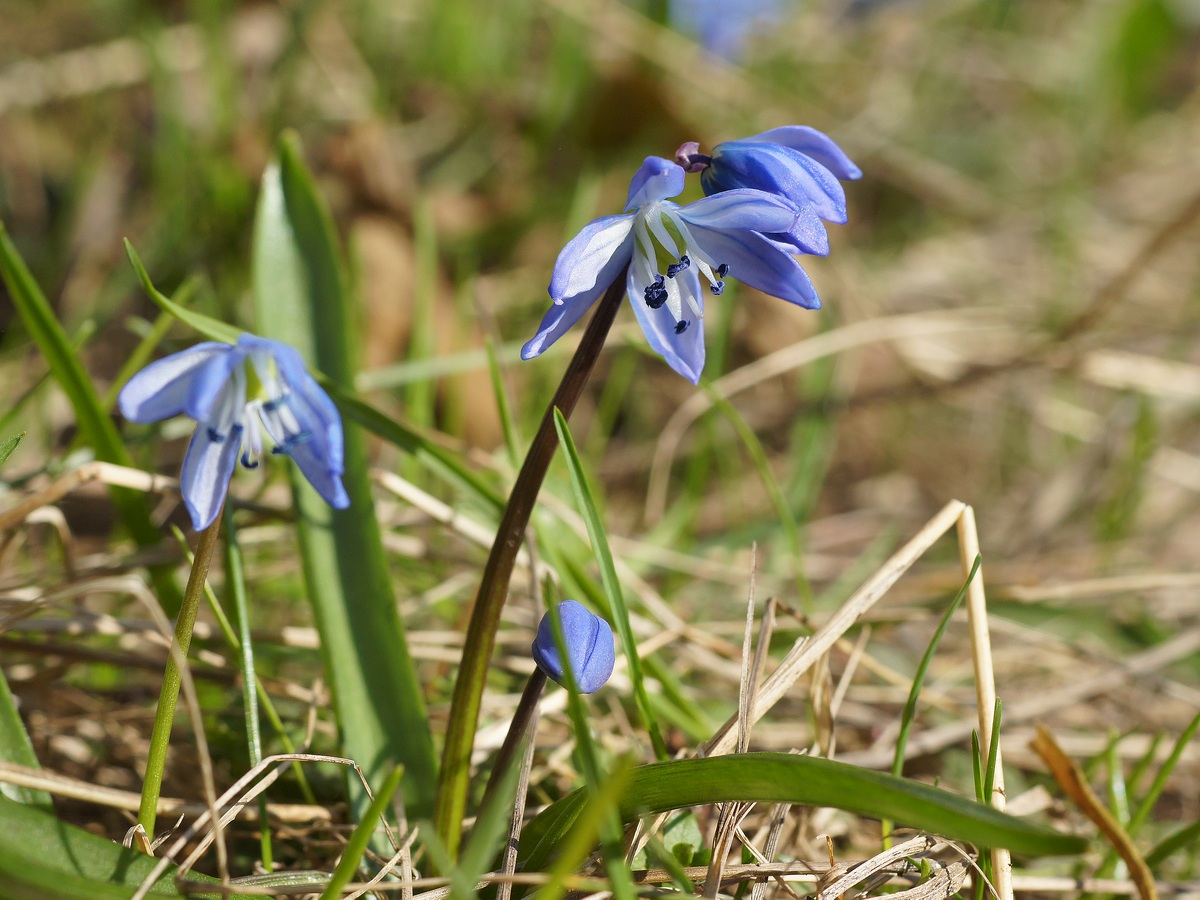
[531,600,615,693]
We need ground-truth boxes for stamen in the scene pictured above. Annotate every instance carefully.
[207,427,225,444]
[240,451,259,469]
[710,281,725,295]
[674,320,690,334]
[644,275,668,309]
[262,394,291,413]
[272,431,314,455]
[716,263,730,278]
[666,255,691,278]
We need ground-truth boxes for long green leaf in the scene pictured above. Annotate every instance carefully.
[0,432,24,471]
[319,765,404,900]
[552,409,667,761]
[124,241,243,345]
[250,133,436,821]
[517,753,1087,872]
[0,796,233,899]
[893,556,980,778]
[0,224,183,616]
[0,667,49,809]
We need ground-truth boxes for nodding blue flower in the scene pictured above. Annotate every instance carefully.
[522,156,822,383]
[531,600,616,694]
[118,333,350,531]
[677,127,861,241]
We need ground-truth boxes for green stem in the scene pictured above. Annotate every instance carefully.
[137,513,223,838]
[433,271,627,859]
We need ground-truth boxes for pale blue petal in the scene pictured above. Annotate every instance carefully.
[182,347,247,423]
[549,214,635,304]
[748,126,862,180]
[532,600,615,694]
[180,420,242,530]
[689,226,821,309]
[521,291,600,360]
[772,203,830,256]
[245,336,349,509]
[625,157,686,210]
[118,342,232,424]
[626,257,706,383]
[674,189,798,235]
[703,141,847,224]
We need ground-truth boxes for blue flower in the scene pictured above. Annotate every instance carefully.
[119,333,350,531]
[531,600,616,694]
[522,156,823,383]
[679,127,861,233]
[669,0,786,61]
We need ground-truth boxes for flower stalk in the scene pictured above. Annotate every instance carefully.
[137,509,223,838]
[433,268,628,859]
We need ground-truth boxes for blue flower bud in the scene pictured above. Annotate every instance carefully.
[531,600,615,693]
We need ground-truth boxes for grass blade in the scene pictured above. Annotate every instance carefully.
[517,753,1088,872]
[893,556,980,778]
[124,241,242,345]
[250,133,436,821]
[223,507,272,868]
[0,432,24,471]
[552,408,668,761]
[0,223,183,616]
[318,765,404,900]
[0,666,50,809]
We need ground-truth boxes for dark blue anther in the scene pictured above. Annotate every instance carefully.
[207,428,226,444]
[710,281,725,295]
[240,451,259,470]
[272,430,314,456]
[716,263,730,278]
[666,255,691,278]
[262,394,290,413]
[674,320,690,334]
[644,275,668,309]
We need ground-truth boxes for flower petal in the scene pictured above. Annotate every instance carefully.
[689,225,821,309]
[548,214,635,304]
[703,140,847,224]
[626,256,706,383]
[118,342,233,424]
[521,290,602,361]
[182,346,248,423]
[674,189,798,235]
[180,419,242,530]
[244,336,350,510]
[531,600,615,694]
[625,157,686,210]
[771,202,830,257]
[747,126,862,180]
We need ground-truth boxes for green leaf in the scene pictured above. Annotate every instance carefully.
[319,765,404,900]
[0,432,24,471]
[552,409,667,761]
[893,556,979,778]
[0,796,232,899]
[124,241,243,345]
[0,667,49,809]
[0,223,183,617]
[517,753,1088,873]
[250,133,436,821]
